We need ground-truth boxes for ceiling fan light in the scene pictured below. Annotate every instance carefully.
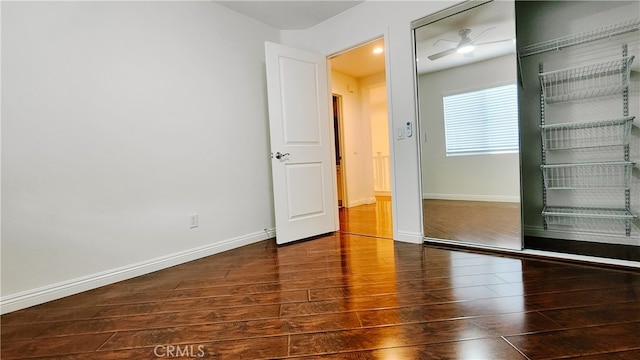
[457,44,475,54]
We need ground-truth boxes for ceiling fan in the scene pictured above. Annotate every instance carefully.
[427,27,511,61]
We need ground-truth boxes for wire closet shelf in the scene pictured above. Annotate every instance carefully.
[519,18,640,57]
[538,56,634,103]
[542,206,635,228]
[541,116,635,150]
[540,161,635,190]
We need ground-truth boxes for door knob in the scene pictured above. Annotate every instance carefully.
[275,152,290,160]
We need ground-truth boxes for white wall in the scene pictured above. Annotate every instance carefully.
[361,74,390,195]
[419,55,520,202]
[331,70,376,207]
[282,0,458,243]
[1,1,280,312]
[361,73,389,158]
[0,0,466,313]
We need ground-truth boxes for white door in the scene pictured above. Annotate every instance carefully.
[264,41,338,245]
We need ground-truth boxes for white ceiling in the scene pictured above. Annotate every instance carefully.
[215,1,364,30]
[216,0,379,78]
[215,0,515,77]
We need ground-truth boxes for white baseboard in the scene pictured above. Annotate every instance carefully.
[0,230,272,315]
[394,230,423,244]
[347,197,377,208]
[263,227,276,239]
[423,193,520,203]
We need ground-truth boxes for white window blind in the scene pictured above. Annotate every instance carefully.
[443,84,519,156]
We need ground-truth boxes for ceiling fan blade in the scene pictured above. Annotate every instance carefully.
[432,38,458,46]
[475,39,514,46]
[471,27,496,42]
[428,48,456,61]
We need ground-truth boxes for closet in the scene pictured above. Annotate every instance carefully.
[516,1,639,260]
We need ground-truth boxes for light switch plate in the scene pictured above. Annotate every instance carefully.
[189,214,199,228]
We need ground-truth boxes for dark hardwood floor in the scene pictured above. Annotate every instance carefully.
[2,205,639,359]
[423,199,521,249]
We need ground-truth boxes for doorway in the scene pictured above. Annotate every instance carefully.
[333,95,345,208]
[329,38,393,239]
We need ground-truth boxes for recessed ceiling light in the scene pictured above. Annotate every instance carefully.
[373,47,384,54]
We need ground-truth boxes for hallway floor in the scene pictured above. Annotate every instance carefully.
[339,196,393,239]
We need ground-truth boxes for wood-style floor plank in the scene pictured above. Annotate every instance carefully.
[287,337,528,359]
[0,333,115,359]
[2,205,639,359]
[504,322,640,359]
[423,199,521,248]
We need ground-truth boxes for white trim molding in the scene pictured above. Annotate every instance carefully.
[423,193,520,203]
[395,230,424,244]
[0,230,272,314]
[374,191,392,197]
[347,197,377,208]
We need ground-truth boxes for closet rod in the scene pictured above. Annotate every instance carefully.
[519,19,639,58]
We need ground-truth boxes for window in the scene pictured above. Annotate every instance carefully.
[442,84,519,156]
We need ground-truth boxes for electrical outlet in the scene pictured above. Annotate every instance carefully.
[189,213,199,228]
